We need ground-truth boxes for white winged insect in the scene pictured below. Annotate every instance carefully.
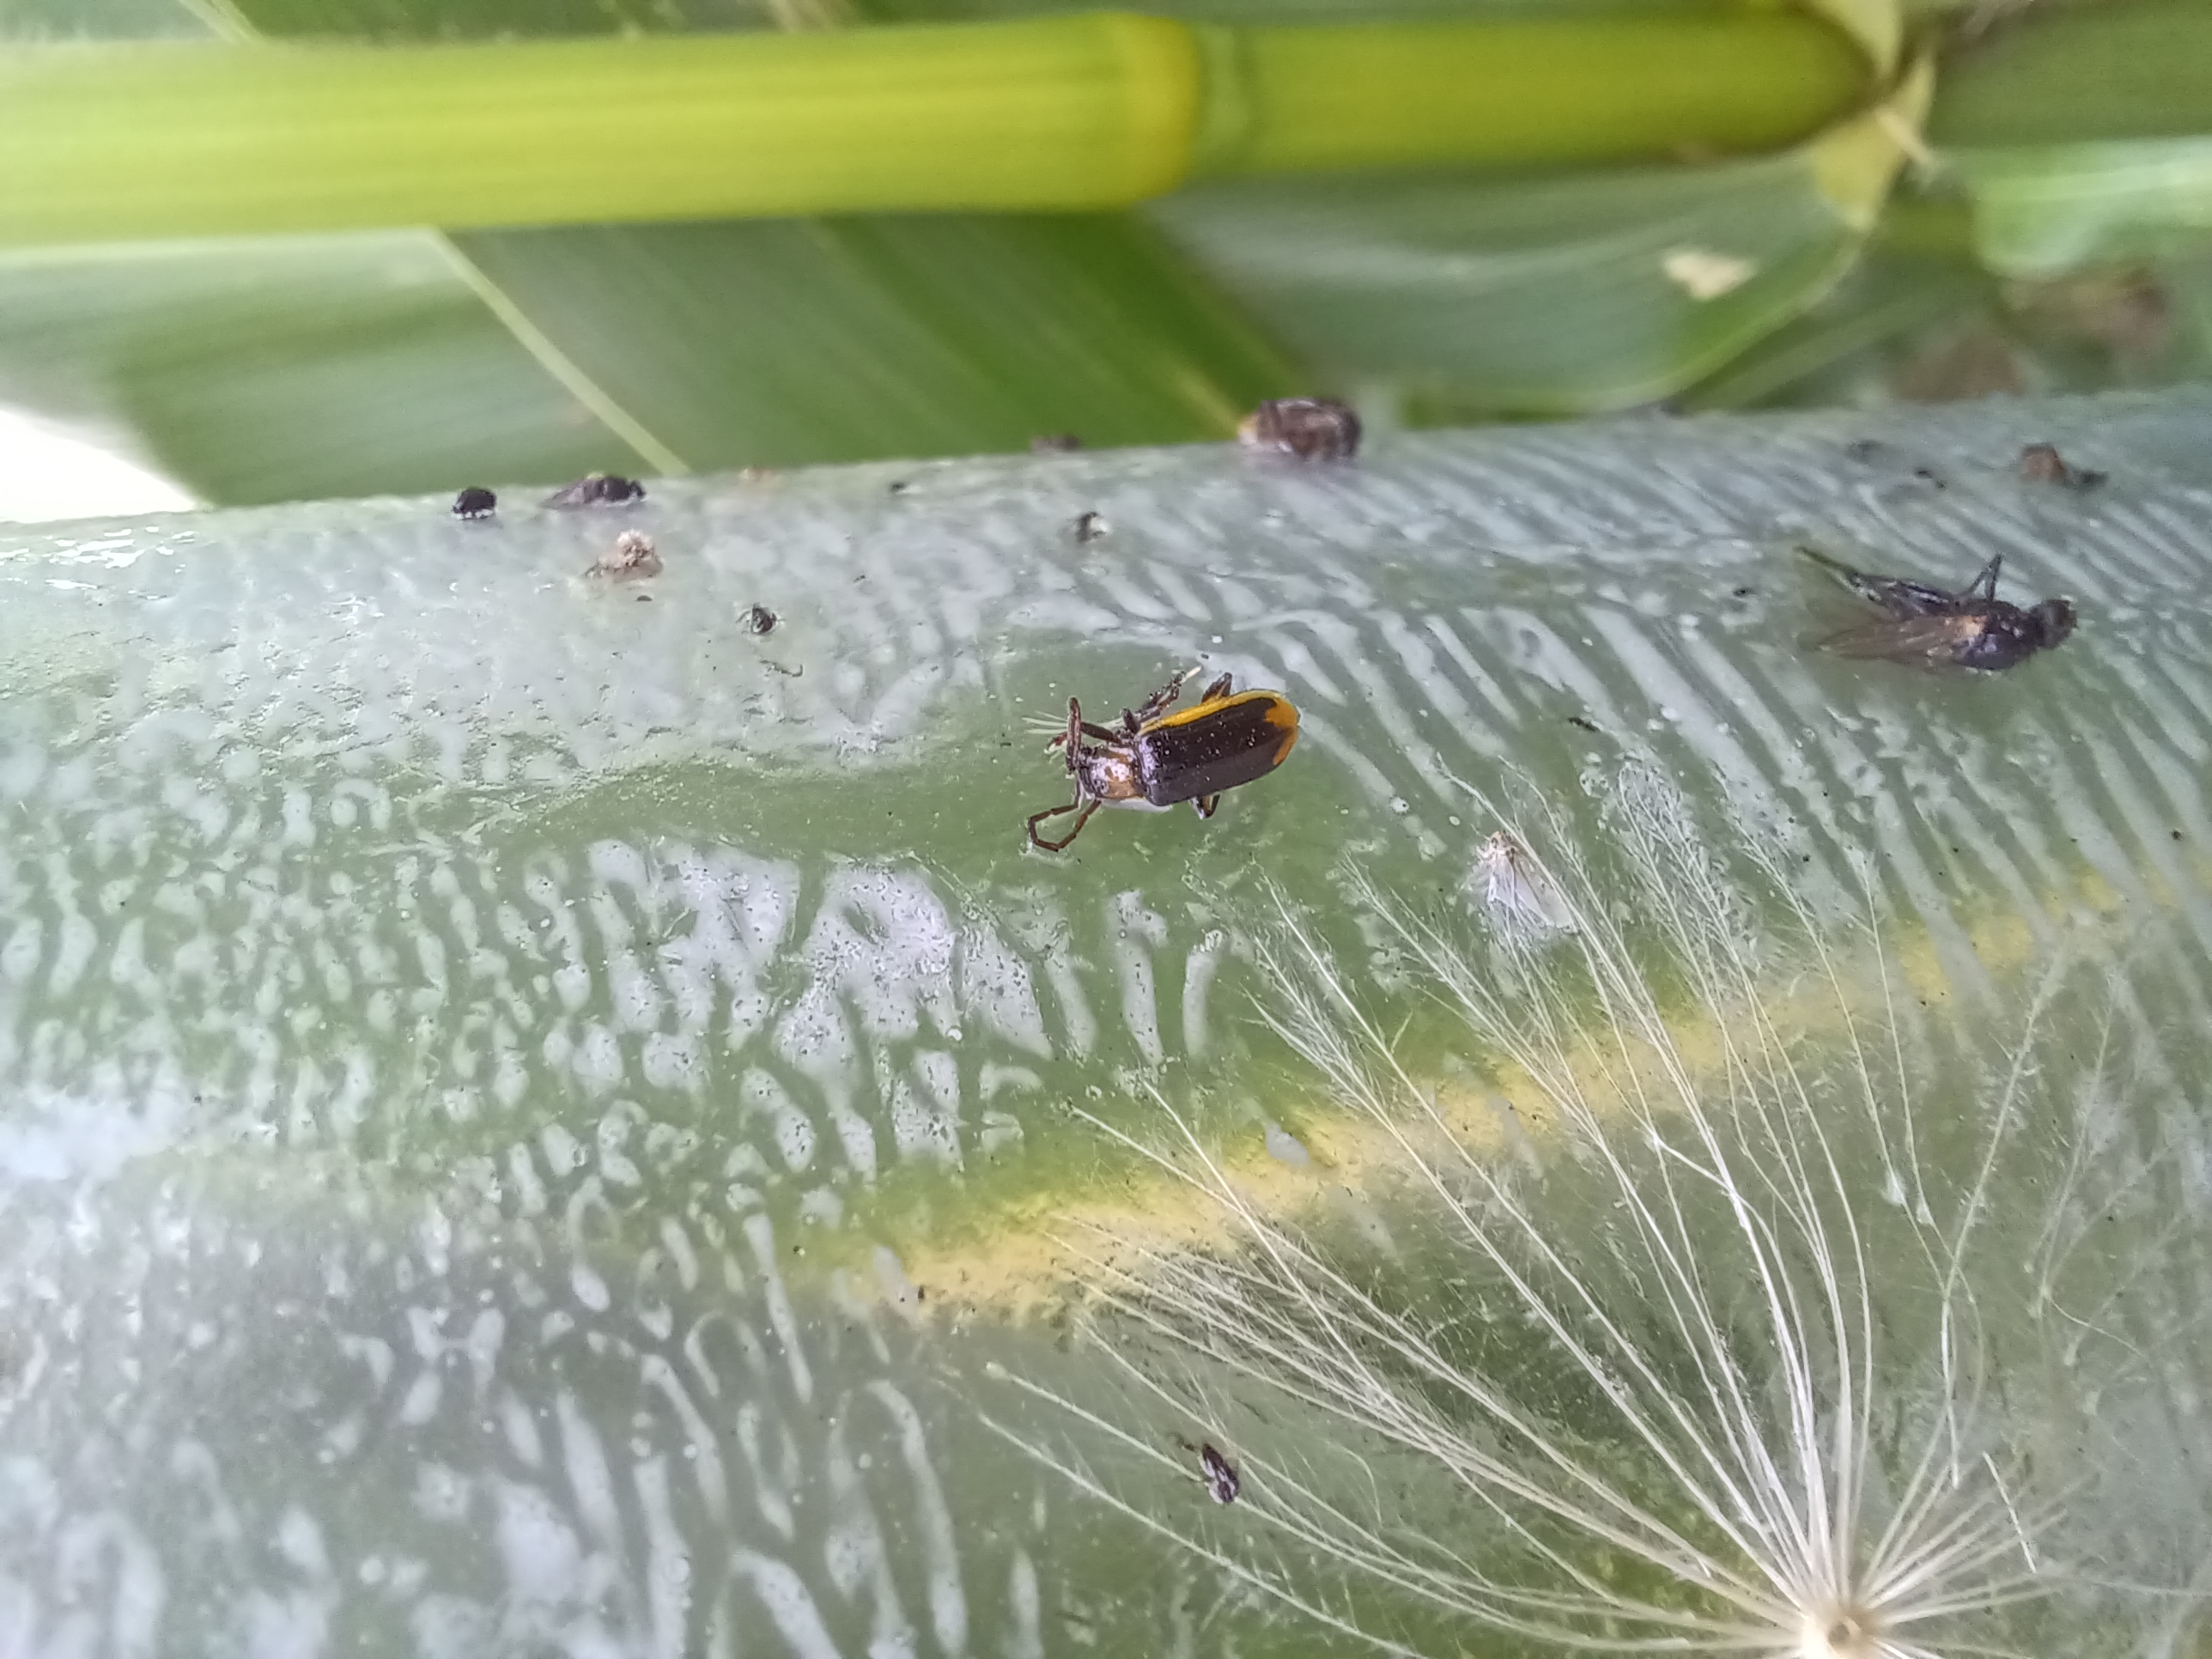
[1469,828,1577,938]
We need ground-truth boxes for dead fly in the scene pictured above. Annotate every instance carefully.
[451,485,496,520]
[547,472,646,508]
[1071,510,1109,543]
[1800,546,2075,672]
[2018,442,2106,490]
[586,529,661,580]
[1025,669,1299,852]
[741,604,778,635]
[1238,397,1361,462]
[1174,1436,1240,1504]
[1472,830,1577,936]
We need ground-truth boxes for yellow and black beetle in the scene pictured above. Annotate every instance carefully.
[1025,670,1300,852]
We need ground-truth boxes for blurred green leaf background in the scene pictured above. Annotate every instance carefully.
[1,0,2209,511]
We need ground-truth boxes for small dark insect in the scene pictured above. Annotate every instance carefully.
[1566,714,1601,733]
[742,605,778,635]
[548,473,646,508]
[1199,1444,1239,1504]
[1175,1435,1240,1504]
[1027,669,1300,852]
[1800,546,2074,672]
[1238,397,1361,462]
[2018,442,2106,490]
[1030,434,1083,453]
[451,485,497,520]
[1071,510,1109,543]
[888,480,910,496]
[586,529,661,580]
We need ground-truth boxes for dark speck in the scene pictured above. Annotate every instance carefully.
[1732,585,1755,599]
[888,480,910,495]
[547,473,645,508]
[451,485,496,520]
[1567,714,1600,732]
[1072,510,1109,543]
[1911,467,1948,489]
[743,605,778,636]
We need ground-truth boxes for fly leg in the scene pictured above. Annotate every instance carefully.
[1196,672,1234,705]
[1956,556,2002,605]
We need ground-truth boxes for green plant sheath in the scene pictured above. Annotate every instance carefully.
[1194,17,1866,175]
[0,11,1868,246]
[1930,0,2212,148]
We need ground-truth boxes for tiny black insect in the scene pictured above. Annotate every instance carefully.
[1566,714,1601,732]
[547,473,645,508]
[1174,1436,1240,1504]
[1238,397,1361,461]
[451,486,496,520]
[1027,670,1299,852]
[1199,1443,1239,1504]
[2018,442,2106,490]
[1800,546,2075,672]
[742,605,778,635]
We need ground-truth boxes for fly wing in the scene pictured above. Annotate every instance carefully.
[1814,611,1984,670]
[1797,545,1958,619]
[1798,544,2012,622]
[1797,545,1889,605]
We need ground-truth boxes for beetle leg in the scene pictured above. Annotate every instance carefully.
[1048,697,1125,753]
[1192,793,1222,819]
[1197,673,1234,705]
[1045,698,1088,766]
[1130,669,1190,728]
[1045,698,1079,755]
[1027,796,1099,852]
